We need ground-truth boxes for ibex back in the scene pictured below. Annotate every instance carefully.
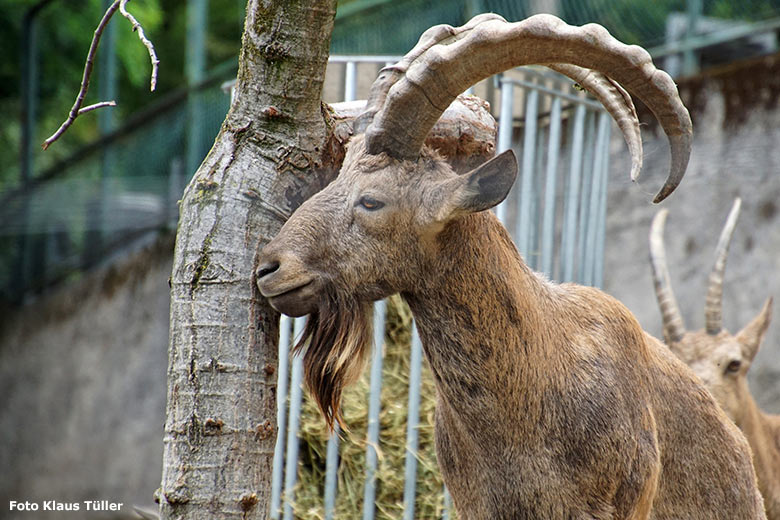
[650,198,779,519]
[257,14,765,519]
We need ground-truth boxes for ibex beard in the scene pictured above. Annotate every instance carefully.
[295,286,373,428]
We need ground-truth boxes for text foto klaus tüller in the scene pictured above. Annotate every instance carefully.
[9,500,124,512]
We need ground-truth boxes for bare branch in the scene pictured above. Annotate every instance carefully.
[42,0,159,150]
[119,0,160,91]
[42,1,121,150]
[78,100,117,114]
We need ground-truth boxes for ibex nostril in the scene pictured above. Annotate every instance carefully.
[256,261,280,280]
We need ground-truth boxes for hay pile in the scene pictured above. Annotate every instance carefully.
[289,295,454,519]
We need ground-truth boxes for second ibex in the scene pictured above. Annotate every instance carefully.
[650,198,779,519]
[258,14,765,519]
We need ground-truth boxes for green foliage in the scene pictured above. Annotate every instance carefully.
[1,0,244,189]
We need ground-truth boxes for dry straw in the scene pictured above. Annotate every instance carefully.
[289,295,452,519]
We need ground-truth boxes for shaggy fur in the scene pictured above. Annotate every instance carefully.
[258,138,767,518]
[295,287,373,429]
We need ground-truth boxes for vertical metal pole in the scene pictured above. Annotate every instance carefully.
[270,315,292,520]
[16,9,39,302]
[402,322,424,520]
[323,424,340,520]
[683,0,703,76]
[98,0,117,135]
[344,61,358,102]
[576,111,596,283]
[442,487,453,520]
[464,0,486,19]
[495,77,514,225]
[560,104,586,282]
[82,0,118,265]
[528,122,545,270]
[283,318,306,520]
[540,96,562,277]
[20,7,41,185]
[186,0,207,176]
[516,88,539,259]
[362,300,387,520]
[583,112,608,286]
[593,119,611,289]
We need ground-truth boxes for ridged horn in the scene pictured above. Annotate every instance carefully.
[705,198,742,335]
[547,64,642,182]
[649,209,686,344]
[361,13,692,203]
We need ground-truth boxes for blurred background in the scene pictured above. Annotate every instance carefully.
[1,0,779,518]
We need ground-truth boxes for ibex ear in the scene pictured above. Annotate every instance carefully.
[736,297,773,363]
[435,150,518,220]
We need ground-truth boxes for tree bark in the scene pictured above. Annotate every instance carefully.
[159,1,499,516]
[159,1,338,518]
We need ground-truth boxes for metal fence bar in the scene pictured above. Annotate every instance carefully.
[442,487,452,520]
[362,300,387,520]
[323,423,340,520]
[270,315,292,520]
[593,118,611,289]
[282,318,306,520]
[583,112,609,286]
[495,76,515,225]
[529,121,545,270]
[328,54,402,63]
[402,322,424,520]
[540,96,562,277]
[504,77,603,111]
[576,111,596,284]
[560,104,586,282]
[344,61,358,102]
[516,87,539,259]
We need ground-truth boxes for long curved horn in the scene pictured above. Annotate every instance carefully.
[649,209,686,344]
[705,198,742,335]
[547,64,642,182]
[362,13,692,203]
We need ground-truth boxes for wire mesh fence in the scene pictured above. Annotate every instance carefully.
[330,0,780,55]
[0,78,231,304]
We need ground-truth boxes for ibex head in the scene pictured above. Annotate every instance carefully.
[649,198,773,422]
[258,13,693,427]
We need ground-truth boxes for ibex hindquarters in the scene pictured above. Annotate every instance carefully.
[257,13,766,519]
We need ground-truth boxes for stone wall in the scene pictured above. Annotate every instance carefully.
[0,234,173,518]
[603,53,780,413]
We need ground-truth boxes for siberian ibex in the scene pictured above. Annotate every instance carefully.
[650,197,779,519]
[257,14,765,519]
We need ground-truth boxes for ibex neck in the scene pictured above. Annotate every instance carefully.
[402,211,553,407]
[736,394,780,513]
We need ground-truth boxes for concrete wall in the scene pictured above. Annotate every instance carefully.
[0,234,173,518]
[603,53,780,413]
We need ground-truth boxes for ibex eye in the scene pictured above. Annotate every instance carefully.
[725,360,742,374]
[357,196,385,211]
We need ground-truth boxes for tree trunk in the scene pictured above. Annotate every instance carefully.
[159,1,337,518]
